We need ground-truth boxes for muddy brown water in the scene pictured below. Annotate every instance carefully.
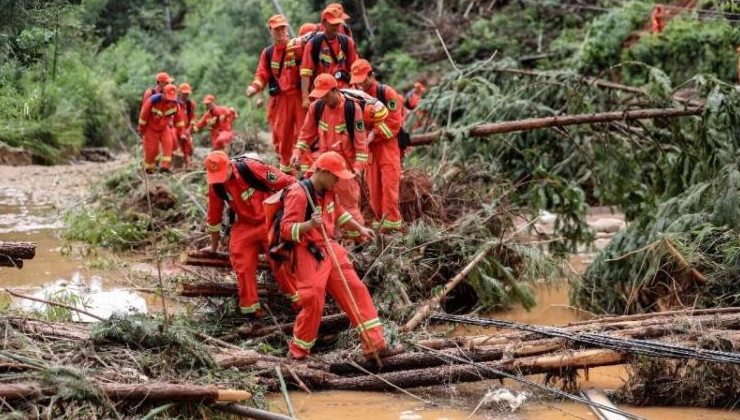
[2,162,740,419]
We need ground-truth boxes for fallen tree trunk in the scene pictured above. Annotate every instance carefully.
[181,250,270,269]
[0,257,23,268]
[409,107,703,146]
[0,241,37,260]
[223,313,350,341]
[0,382,251,403]
[321,348,625,391]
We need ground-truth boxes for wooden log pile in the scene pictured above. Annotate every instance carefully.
[0,241,36,269]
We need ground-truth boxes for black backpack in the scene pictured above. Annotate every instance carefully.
[376,84,411,151]
[264,45,287,96]
[310,33,350,82]
[268,179,323,263]
[312,95,359,145]
[212,157,271,203]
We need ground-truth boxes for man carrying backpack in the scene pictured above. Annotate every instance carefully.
[247,15,305,174]
[300,6,359,109]
[204,150,297,317]
[316,3,353,38]
[137,84,183,173]
[279,151,385,359]
[350,59,404,232]
[291,74,368,227]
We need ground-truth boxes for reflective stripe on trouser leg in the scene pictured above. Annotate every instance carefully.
[289,245,332,358]
[159,127,174,169]
[371,141,402,229]
[324,242,386,355]
[143,129,163,168]
[228,222,265,311]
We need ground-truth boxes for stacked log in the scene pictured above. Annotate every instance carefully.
[0,241,36,269]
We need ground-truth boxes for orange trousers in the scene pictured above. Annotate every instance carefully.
[142,127,173,171]
[289,241,385,358]
[229,221,296,314]
[268,93,305,174]
[334,177,364,231]
[367,140,402,230]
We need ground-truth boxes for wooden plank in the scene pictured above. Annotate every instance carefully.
[582,388,630,420]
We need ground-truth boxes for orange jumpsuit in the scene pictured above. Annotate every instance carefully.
[651,6,665,34]
[280,181,385,358]
[176,98,197,165]
[364,82,403,231]
[300,34,359,89]
[196,106,235,150]
[295,97,367,226]
[250,43,305,174]
[207,159,296,314]
[137,95,183,171]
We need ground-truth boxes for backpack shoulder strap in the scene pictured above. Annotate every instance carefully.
[344,98,356,144]
[213,184,230,202]
[299,179,316,221]
[313,99,325,126]
[234,159,270,192]
[377,84,387,106]
[337,34,349,58]
[310,33,325,67]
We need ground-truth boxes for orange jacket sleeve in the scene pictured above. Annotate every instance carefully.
[374,86,403,141]
[333,195,353,228]
[137,98,152,133]
[350,102,368,171]
[296,101,318,156]
[206,186,226,232]
[195,110,210,132]
[280,185,309,243]
[248,160,296,192]
[300,39,316,78]
[251,48,270,92]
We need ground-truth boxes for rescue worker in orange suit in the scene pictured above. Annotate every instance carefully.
[204,151,297,317]
[316,3,353,38]
[142,72,173,104]
[137,84,183,173]
[300,6,359,109]
[291,74,368,227]
[350,60,403,232]
[651,4,665,34]
[247,15,305,175]
[280,151,385,359]
[176,83,197,167]
[195,95,235,150]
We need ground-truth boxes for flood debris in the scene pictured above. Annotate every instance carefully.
[0,241,36,269]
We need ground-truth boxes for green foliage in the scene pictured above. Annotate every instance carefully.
[63,205,150,251]
[576,1,654,74]
[32,290,90,322]
[622,18,740,85]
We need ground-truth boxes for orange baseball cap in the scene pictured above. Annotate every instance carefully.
[204,151,230,184]
[414,81,426,93]
[313,151,354,180]
[156,72,173,83]
[267,14,288,29]
[299,23,317,36]
[321,6,345,25]
[350,59,373,85]
[309,74,338,99]
[178,83,192,94]
[203,94,216,104]
[163,84,177,101]
[327,3,350,20]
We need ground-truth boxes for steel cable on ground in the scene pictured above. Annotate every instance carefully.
[431,313,740,365]
[407,342,651,420]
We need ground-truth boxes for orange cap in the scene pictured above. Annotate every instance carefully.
[156,72,173,83]
[414,81,426,93]
[163,84,177,101]
[312,151,354,180]
[205,151,230,184]
[299,23,317,36]
[267,14,288,29]
[350,59,373,85]
[203,94,216,104]
[309,74,338,99]
[321,6,345,25]
[178,83,192,94]
[327,3,350,20]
